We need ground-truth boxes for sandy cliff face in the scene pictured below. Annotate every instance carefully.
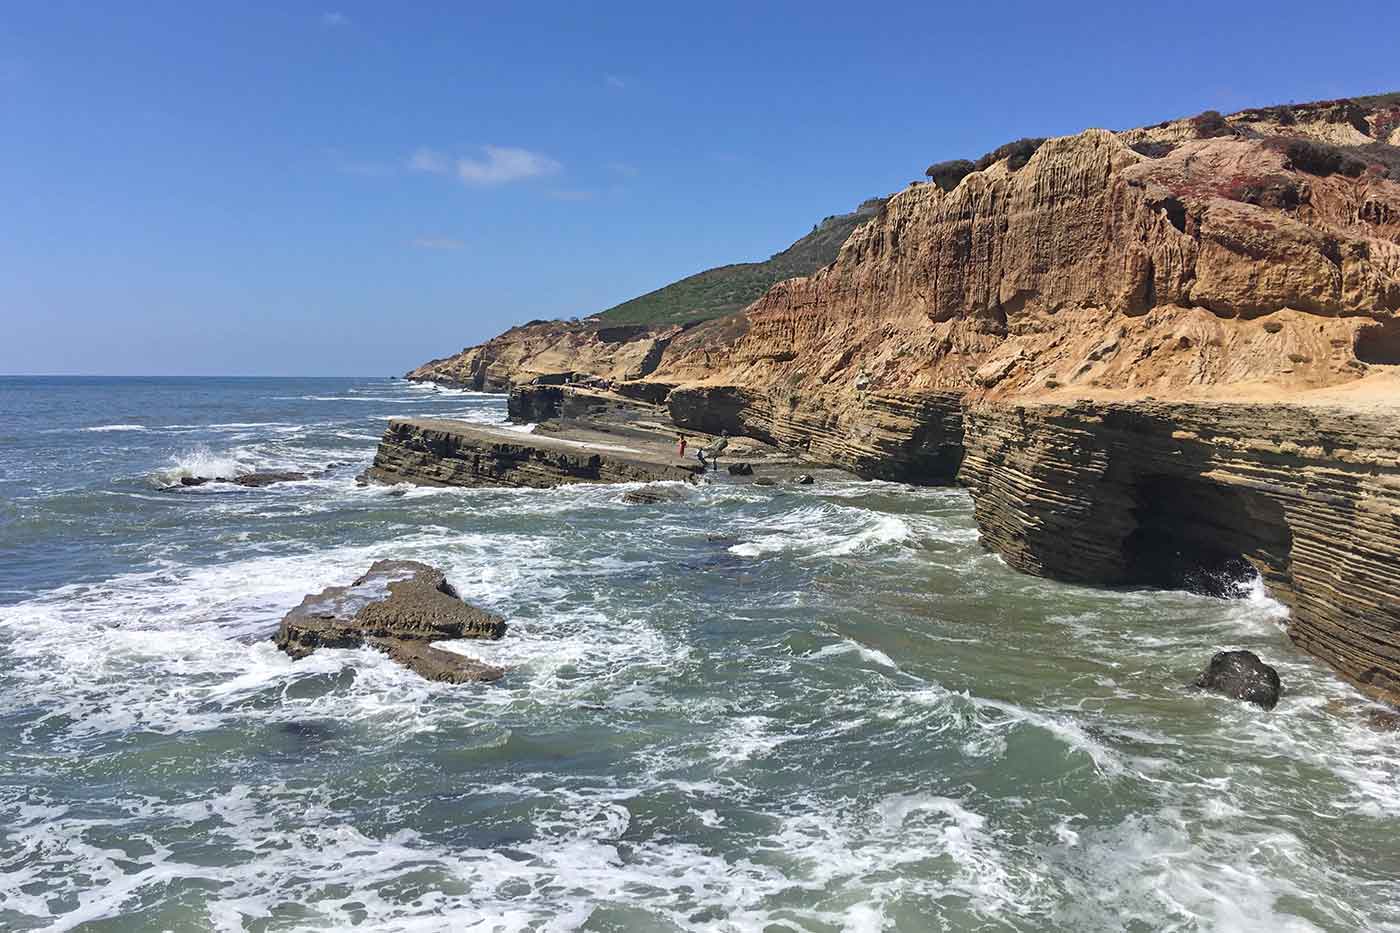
[654,124,1400,406]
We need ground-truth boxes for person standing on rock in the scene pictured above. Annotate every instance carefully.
[677,434,688,459]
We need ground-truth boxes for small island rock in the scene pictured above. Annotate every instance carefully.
[1193,650,1282,710]
[275,560,505,683]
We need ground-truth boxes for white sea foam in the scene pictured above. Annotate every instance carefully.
[80,423,147,432]
[727,504,914,559]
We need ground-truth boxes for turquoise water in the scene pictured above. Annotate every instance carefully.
[1,376,1397,932]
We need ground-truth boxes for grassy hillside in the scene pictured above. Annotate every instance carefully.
[595,199,885,326]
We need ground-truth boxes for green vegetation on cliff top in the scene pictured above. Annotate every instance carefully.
[595,199,885,326]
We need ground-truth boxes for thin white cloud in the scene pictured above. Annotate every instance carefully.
[413,237,464,250]
[321,11,349,27]
[408,147,450,174]
[454,146,561,186]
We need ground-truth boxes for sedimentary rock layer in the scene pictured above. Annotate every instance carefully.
[364,419,699,488]
[959,397,1400,703]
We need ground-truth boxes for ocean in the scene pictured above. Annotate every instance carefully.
[1,375,1397,932]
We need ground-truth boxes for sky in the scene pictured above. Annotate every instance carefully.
[3,1,1397,376]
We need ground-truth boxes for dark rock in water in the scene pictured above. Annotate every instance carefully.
[280,720,336,742]
[727,462,754,476]
[1193,650,1282,709]
[231,471,309,487]
[180,471,309,488]
[752,477,777,486]
[275,560,505,683]
[794,474,815,485]
[622,485,687,505]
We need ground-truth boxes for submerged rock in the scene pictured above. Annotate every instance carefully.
[275,560,506,683]
[727,462,754,476]
[752,477,777,486]
[622,485,687,505]
[1193,650,1282,709]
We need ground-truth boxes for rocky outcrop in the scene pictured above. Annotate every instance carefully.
[364,419,699,488]
[1194,650,1283,710]
[275,560,505,683]
[179,471,310,488]
[958,395,1400,703]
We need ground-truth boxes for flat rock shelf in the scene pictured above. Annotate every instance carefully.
[363,418,702,489]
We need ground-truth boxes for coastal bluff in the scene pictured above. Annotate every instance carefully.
[404,93,1400,703]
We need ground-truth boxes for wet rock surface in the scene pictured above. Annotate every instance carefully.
[727,462,754,476]
[275,560,506,683]
[1194,650,1283,709]
[180,471,310,488]
[621,485,689,505]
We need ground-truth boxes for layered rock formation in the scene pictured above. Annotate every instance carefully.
[405,93,1400,701]
[275,560,505,683]
[959,394,1400,701]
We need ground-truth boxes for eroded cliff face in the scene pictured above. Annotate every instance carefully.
[654,125,1399,415]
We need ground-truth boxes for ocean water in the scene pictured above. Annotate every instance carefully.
[1,375,1397,933]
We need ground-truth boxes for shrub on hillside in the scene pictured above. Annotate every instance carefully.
[924,159,976,191]
[1264,137,1368,177]
[1235,105,1297,126]
[1221,173,1304,210]
[973,138,1047,172]
[1189,110,1235,138]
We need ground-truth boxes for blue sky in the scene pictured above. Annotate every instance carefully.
[3,1,1396,376]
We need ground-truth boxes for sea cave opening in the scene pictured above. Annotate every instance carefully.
[1122,474,1293,598]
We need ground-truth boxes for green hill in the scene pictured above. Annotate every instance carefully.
[595,198,886,326]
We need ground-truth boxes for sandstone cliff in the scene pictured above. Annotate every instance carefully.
[402,93,1400,702]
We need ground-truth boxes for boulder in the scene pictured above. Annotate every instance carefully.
[727,462,754,476]
[752,477,777,486]
[622,485,687,505]
[275,560,506,683]
[794,474,815,485]
[1193,650,1282,709]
